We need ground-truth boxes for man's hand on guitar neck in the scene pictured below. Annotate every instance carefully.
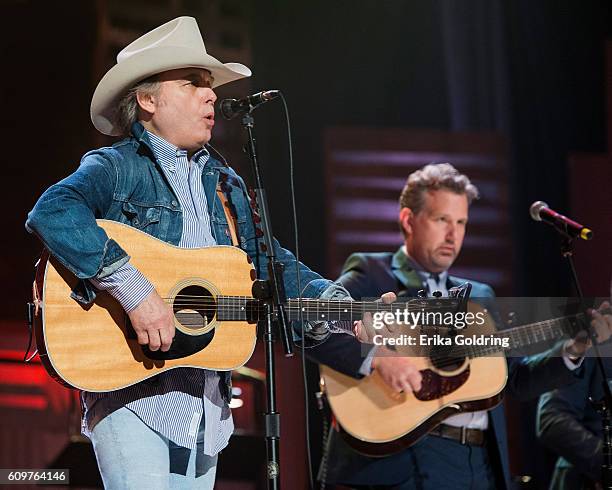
[128,290,175,352]
[353,291,399,343]
[371,349,423,393]
[564,301,612,358]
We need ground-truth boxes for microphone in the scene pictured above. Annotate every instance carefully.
[220,90,280,120]
[529,201,593,240]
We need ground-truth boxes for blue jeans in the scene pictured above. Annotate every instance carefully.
[89,406,217,489]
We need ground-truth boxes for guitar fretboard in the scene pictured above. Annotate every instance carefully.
[200,296,592,354]
[450,313,584,359]
[215,296,458,323]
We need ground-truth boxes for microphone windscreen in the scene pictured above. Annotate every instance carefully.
[220,99,238,120]
[529,201,548,221]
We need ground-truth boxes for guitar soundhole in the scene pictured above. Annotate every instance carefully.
[429,344,466,372]
[173,285,217,331]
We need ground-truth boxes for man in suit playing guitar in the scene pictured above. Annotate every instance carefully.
[309,163,612,489]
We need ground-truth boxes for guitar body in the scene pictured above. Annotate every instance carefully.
[34,220,257,392]
[320,302,508,456]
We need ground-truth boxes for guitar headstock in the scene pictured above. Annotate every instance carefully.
[404,296,463,318]
[449,282,473,314]
[397,283,473,325]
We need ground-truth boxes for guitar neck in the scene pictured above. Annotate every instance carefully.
[285,298,452,322]
[216,297,456,323]
[466,312,584,358]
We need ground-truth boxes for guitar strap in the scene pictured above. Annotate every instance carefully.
[216,184,239,247]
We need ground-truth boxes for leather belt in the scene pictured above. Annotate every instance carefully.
[430,424,486,446]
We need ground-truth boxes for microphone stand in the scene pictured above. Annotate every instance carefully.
[558,235,612,489]
[240,111,293,490]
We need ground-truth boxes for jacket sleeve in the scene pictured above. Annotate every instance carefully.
[505,342,583,401]
[336,253,377,300]
[306,333,375,378]
[537,361,602,481]
[25,151,129,302]
[306,253,376,378]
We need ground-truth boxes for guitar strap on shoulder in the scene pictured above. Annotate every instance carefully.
[216,184,239,247]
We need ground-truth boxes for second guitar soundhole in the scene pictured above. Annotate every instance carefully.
[173,285,217,332]
[429,343,466,372]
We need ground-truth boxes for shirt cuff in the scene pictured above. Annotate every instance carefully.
[90,262,154,312]
[561,340,585,370]
[300,283,355,341]
[358,346,378,376]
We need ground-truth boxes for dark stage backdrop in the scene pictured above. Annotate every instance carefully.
[3,2,98,322]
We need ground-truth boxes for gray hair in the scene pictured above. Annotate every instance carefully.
[399,163,479,234]
[116,75,161,136]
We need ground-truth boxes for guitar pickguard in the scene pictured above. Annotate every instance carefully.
[142,328,215,360]
[413,366,471,401]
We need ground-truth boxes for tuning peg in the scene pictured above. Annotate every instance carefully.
[417,289,427,298]
[507,311,516,326]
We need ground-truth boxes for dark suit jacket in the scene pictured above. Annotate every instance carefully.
[538,357,612,488]
[307,248,582,488]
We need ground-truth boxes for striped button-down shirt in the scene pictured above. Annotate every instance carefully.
[84,130,233,455]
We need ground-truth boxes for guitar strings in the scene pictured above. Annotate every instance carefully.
[165,296,458,311]
[164,295,589,370]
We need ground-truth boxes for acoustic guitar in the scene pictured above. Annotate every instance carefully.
[320,302,594,457]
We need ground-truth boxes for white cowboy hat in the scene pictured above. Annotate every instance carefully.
[90,16,251,135]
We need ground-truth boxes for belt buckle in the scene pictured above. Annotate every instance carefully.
[460,426,467,445]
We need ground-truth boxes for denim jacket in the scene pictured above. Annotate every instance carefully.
[26,122,341,338]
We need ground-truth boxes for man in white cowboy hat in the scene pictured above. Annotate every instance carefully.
[26,16,354,489]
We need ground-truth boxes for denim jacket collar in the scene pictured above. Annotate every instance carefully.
[131,122,157,161]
